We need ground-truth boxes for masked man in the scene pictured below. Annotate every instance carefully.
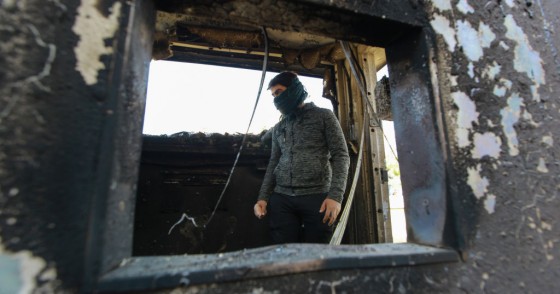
[254,71,350,244]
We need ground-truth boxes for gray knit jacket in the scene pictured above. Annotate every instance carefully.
[258,103,350,203]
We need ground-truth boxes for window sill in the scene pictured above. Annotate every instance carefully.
[98,243,459,292]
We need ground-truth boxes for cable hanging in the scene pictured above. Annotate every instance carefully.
[169,26,270,234]
[330,40,397,244]
[204,26,270,227]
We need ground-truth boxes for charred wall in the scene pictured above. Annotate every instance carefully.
[133,133,271,255]
[0,0,155,291]
[0,0,559,293]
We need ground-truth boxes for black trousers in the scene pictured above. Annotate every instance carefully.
[268,192,333,244]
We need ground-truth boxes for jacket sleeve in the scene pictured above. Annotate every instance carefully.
[258,126,280,201]
[324,111,350,203]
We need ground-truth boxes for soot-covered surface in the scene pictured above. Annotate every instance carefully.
[133,132,272,255]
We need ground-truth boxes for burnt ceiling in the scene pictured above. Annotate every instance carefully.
[153,4,389,77]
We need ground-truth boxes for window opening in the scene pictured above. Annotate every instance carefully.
[134,42,402,255]
[142,61,332,135]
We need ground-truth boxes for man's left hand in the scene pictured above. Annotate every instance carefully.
[319,198,341,226]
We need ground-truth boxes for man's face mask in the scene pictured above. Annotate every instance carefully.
[272,78,307,116]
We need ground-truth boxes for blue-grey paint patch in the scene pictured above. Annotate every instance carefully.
[457,20,483,61]
[471,132,501,159]
[483,62,501,80]
[493,86,507,97]
[452,91,479,147]
[452,92,479,129]
[0,255,22,294]
[478,23,496,48]
[493,79,512,97]
[500,93,523,156]
[457,0,474,14]
[530,85,541,102]
[468,62,475,78]
[504,15,546,91]
[484,194,496,214]
[467,164,489,199]
[430,14,457,52]
[0,238,49,294]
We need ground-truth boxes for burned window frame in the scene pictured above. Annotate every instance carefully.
[87,0,461,292]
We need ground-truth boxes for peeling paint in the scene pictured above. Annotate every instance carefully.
[471,132,501,159]
[72,0,122,85]
[452,92,479,128]
[457,0,474,14]
[478,23,496,48]
[542,135,553,147]
[500,93,523,156]
[541,221,552,231]
[39,268,57,281]
[2,0,560,293]
[484,194,496,214]
[537,158,549,173]
[501,79,513,90]
[482,62,501,80]
[430,15,456,52]
[455,20,495,63]
[467,62,475,78]
[493,85,507,97]
[0,238,51,294]
[522,110,539,127]
[504,15,546,101]
[530,85,541,102]
[467,164,489,199]
[449,74,458,87]
[455,129,470,148]
[499,41,510,51]
[457,20,483,61]
[431,0,452,11]
[452,91,479,147]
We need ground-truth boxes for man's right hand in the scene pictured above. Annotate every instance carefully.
[254,200,268,219]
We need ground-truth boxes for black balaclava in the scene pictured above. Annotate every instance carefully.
[273,78,308,117]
